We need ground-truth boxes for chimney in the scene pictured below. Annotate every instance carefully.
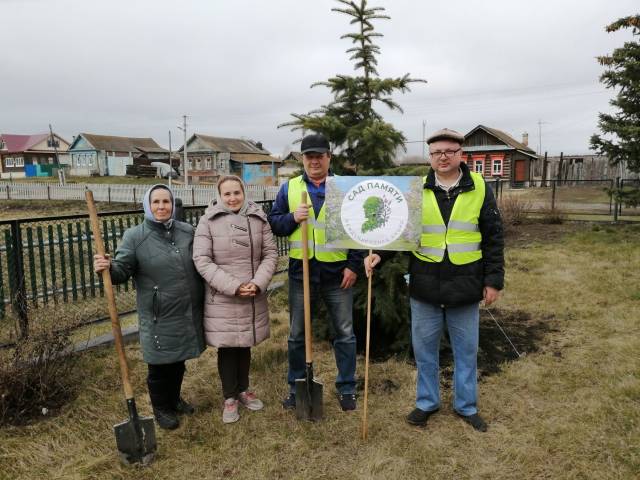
[522,132,529,146]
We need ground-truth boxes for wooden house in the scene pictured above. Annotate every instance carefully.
[178,134,281,185]
[0,133,70,179]
[67,133,165,176]
[462,125,538,186]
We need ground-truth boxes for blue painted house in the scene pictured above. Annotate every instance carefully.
[67,133,164,176]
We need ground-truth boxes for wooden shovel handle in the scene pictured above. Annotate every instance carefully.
[300,191,313,363]
[86,190,134,400]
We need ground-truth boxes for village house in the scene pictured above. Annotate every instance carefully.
[462,125,538,187]
[0,132,70,179]
[67,133,166,176]
[178,134,281,185]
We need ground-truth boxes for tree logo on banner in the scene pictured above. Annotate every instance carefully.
[340,179,409,248]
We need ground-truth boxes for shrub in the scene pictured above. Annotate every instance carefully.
[499,195,531,227]
[539,207,566,224]
[0,321,78,426]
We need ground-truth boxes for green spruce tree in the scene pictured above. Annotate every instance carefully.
[280,0,425,173]
[591,15,640,206]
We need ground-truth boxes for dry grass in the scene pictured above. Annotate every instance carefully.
[4,176,169,185]
[1,224,639,479]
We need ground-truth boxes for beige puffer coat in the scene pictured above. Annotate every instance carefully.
[193,201,278,348]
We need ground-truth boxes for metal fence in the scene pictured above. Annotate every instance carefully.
[0,182,279,205]
[489,178,640,219]
[0,201,289,347]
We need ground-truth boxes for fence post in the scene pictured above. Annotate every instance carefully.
[191,186,195,206]
[6,184,10,200]
[47,184,51,200]
[8,221,29,339]
[133,187,137,205]
[551,180,557,210]
[613,177,620,222]
[108,185,111,204]
[609,178,614,215]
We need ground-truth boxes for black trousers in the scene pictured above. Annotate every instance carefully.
[217,347,251,399]
[147,361,185,411]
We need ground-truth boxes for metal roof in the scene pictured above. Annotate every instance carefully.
[78,133,162,152]
[0,133,50,153]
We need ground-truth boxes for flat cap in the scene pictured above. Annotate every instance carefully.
[426,128,465,145]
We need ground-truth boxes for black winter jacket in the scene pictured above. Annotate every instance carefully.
[407,163,504,306]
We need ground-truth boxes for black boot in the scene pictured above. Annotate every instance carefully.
[148,377,180,430]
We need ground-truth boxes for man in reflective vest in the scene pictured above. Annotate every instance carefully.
[365,128,504,431]
[268,133,364,412]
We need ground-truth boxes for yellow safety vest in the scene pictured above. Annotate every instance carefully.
[413,172,485,265]
[287,175,348,262]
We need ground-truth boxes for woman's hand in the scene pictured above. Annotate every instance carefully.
[93,254,111,273]
[236,282,259,297]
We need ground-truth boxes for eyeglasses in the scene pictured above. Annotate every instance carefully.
[429,148,461,159]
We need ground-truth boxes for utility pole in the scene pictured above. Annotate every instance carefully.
[177,115,189,186]
[168,130,172,189]
[48,123,65,185]
[537,119,550,156]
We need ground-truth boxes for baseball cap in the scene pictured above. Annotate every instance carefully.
[301,133,330,154]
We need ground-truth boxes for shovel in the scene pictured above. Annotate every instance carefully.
[86,191,156,465]
[295,191,323,421]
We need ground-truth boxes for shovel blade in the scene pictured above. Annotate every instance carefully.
[114,415,157,465]
[295,377,323,421]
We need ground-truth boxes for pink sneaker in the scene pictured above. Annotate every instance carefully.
[238,391,264,411]
[222,398,240,424]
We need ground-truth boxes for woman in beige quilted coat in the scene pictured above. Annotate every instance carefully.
[193,175,277,423]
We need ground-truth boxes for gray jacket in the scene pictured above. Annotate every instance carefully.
[110,218,206,364]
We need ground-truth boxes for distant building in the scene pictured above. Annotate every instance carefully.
[67,133,165,176]
[0,132,70,179]
[462,125,538,187]
[279,152,301,184]
[178,134,281,185]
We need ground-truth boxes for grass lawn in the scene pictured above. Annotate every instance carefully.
[1,223,639,479]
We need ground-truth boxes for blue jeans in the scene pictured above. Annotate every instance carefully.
[288,279,356,395]
[410,298,479,416]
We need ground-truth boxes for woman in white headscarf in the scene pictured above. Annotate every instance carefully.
[93,184,205,430]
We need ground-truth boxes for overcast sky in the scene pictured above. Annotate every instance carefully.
[1,0,637,158]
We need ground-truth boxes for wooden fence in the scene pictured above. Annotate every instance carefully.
[0,182,279,205]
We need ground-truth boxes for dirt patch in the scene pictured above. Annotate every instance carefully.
[505,222,587,248]
[439,308,556,385]
[0,200,134,220]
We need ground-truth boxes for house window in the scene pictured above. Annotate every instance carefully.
[15,157,24,167]
[87,155,94,167]
[205,157,212,169]
[474,160,484,175]
[47,138,60,148]
[491,156,503,176]
[5,157,14,167]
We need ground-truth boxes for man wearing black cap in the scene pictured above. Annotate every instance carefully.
[365,128,504,431]
[268,132,363,412]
